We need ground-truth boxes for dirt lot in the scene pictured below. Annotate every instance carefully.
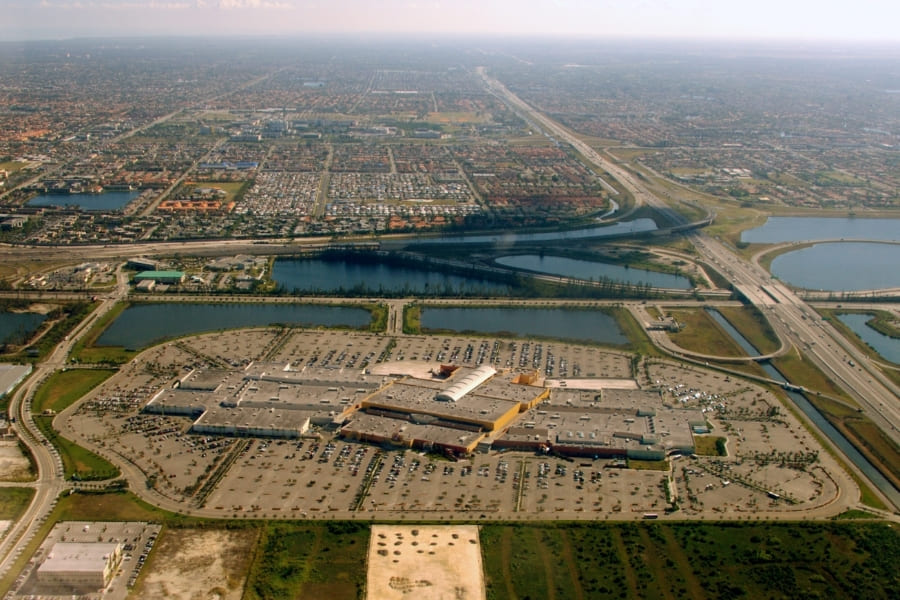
[367,525,485,600]
[0,440,32,481]
[133,528,259,600]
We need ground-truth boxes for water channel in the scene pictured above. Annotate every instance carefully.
[706,308,900,507]
[96,303,371,349]
[770,242,900,291]
[27,190,141,211]
[0,312,47,345]
[495,254,692,289]
[742,217,900,244]
[419,307,628,346]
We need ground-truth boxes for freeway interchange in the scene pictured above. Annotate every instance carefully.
[1,64,899,583]
[480,67,900,498]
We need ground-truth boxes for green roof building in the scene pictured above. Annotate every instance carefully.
[133,270,185,284]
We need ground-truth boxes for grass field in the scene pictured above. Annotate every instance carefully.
[184,180,248,204]
[0,161,28,173]
[31,368,119,480]
[715,305,780,355]
[244,522,368,600]
[613,307,662,357]
[33,416,120,481]
[3,489,899,600]
[69,301,136,364]
[402,302,421,334]
[0,487,34,521]
[693,436,727,457]
[770,348,854,403]
[480,521,900,600]
[32,369,115,414]
[668,309,746,357]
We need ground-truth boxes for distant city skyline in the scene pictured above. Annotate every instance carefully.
[4,0,900,43]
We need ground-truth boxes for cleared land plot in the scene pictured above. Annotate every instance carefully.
[367,525,484,600]
[0,440,33,481]
[133,528,258,600]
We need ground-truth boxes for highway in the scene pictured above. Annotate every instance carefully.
[479,67,900,502]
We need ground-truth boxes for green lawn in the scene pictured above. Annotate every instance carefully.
[668,309,746,357]
[715,305,780,355]
[31,368,120,480]
[32,369,116,414]
[0,487,34,520]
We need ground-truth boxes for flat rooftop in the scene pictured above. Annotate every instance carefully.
[363,381,521,428]
[193,406,312,433]
[39,542,119,574]
[342,412,486,450]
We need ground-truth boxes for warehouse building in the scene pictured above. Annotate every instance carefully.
[192,406,310,438]
[133,270,185,285]
[36,542,121,594]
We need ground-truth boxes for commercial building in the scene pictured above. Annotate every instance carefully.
[133,270,185,285]
[493,388,703,460]
[143,364,383,436]
[36,542,121,594]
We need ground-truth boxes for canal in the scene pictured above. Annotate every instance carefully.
[706,308,900,508]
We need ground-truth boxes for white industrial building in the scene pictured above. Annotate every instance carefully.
[36,542,122,593]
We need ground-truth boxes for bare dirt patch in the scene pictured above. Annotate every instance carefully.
[367,525,485,600]
[132,528,258,600]
[0,440,33,481]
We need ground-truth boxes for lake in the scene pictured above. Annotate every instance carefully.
[391,218,659,248]
[495,254,692,289]
[27,190,141,211]
[420,307,628,345]
[272,258,514,296]
[771,242,900,291]
[836,313,900,364]
[0,312,47,345]
[96,303,371,349]
[742,217,900,244]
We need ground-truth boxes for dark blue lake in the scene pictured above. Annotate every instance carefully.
[495,254,692,289]
[771,242,900,291]
[272,258,514,296]
[836,313,900,364]
[420,307,628,345]
[742,217,900,244]
[0,312,47,345]
[96,303,371,349]
[386,218,659,249]
[27,190,140,211]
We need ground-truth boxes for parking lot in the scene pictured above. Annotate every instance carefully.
[55,327,853,521]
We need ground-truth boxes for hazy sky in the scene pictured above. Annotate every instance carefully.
[4,0,900,42]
